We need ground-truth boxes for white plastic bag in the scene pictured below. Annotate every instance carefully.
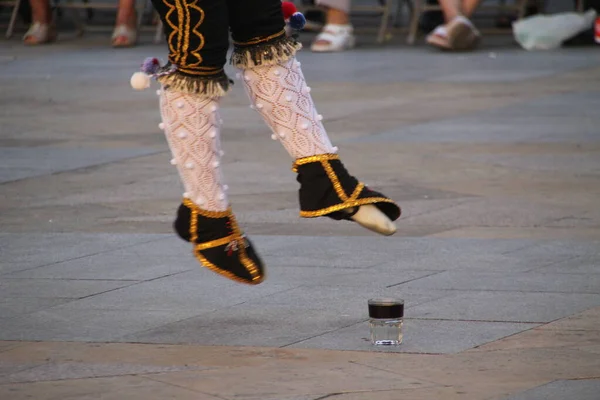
[513,9,597,50]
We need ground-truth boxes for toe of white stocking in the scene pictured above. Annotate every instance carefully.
[350,204,396,236]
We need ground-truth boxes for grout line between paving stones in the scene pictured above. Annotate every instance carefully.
[0,235,171,277]
[1,277,141,282]
[386,271,445,288]
[522,255,582,273]
[407,317,543,324]
[141,374,230,400]
[397,198,480,221]
[0,363,46,383]
[499,241,551,256]
[0,342,27,354]
[57,281,151,304]
[397,288,600,295]
[113,285,304,343]
[0,368,218,393]
[347,360,446,386]
[469,324,543,352]
[280,319,369,348]
[569,376,600,380]
[0,150,166,186]
[313,393,342,400]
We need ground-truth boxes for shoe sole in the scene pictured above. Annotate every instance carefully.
[311,35,356,53]
[357,220,397,236]
[350,205,397,236]
[447,21,480,50]
[426,33,451,50]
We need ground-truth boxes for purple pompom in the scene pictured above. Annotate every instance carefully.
[141,57,161,75]
[289,12,306,30]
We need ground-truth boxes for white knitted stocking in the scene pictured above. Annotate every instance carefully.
[159,89,229,211]
[240,58,337,159]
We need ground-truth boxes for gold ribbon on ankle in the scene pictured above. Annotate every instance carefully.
[292,153,396,218]
[184,198,263,284]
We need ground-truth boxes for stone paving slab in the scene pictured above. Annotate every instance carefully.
[5,253,195,281]
[0,146,159,183]
[1,30,600,399]
[0,298,73,319]
[0,306,597,400]
[0,361,203,385]
[0,233,167,273]
[500,379,600,400]
[0,279,134,299]
[289,319,538,354]
[1,234,598,349]
[0,375,225,400]
[0,308,206,342]
[407,291,600,323]
[397,270,600,294]
[350,91,600,144]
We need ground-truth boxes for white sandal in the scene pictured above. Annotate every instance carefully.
[310,24,355,52]
[446,16,481,50]
[112,25,138,47]
[23,22,56,45]
[426,25,450,50]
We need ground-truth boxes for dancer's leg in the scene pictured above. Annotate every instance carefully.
[159,91,228,212]
[147,0,265,284]
[228,0,400,235]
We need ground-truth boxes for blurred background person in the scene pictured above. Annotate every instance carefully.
[23,0,138,47]
[310,0,355,52]
[426,0,483,51]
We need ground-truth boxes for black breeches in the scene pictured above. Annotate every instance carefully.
[151,0,286,74]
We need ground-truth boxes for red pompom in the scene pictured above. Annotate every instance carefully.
[281,1,297,20]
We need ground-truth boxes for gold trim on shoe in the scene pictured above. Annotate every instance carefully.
[292,153,340,172]
[293,153,396,218]
[299,197,396,218]
[184,198,263,284]
[183,198,231,219]
[193,248,264,285]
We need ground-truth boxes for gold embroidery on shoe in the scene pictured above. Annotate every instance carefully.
[299,197,396,218]
[189,199,199,243]
[183,198,230,218]
[183,198,263,284]
[292,154,396,218]
[349,183,364,201]
[228,213,261,281]
[194,248,262,285]
[321,159,348,201]
[292,153,339,172]
[195,234,238,251]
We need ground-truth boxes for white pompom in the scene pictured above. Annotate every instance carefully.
[130,72,151,90]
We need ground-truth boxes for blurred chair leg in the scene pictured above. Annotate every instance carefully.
[377,0,391,43]
[135,0,146,29]
[6,0,23,38]
[154,19,162,43]
[516,0,527,20]
[407,0,422,44]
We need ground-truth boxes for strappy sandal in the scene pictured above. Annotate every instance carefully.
[310,24,355,52]
[426,25,451,50]
[112,25,138,48]
[23,22,57,45]
[446,16,481,51]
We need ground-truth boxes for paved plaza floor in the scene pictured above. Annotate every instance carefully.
[0,30,599,399]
